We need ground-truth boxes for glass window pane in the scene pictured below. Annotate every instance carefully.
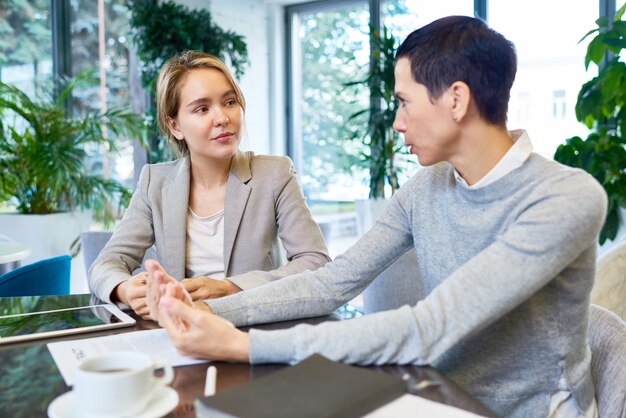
[383,0,474,42]
[0,1,52,94]
[488,0,597,158]
[291,2,370,256]
[70,0,134,187]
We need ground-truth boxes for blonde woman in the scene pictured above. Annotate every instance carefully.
[89,51,330,318]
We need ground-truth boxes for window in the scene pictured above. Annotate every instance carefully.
[488,0,597,158]
[69,0,135,188]
[0,0,52,94]
[288,1,370,255]
[287,0,475,256]
[512,91,531,124]
[382,0,474,40]
[0,0,136,190]
[552,90,566,120]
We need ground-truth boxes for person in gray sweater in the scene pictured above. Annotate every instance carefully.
[146,16,607,418]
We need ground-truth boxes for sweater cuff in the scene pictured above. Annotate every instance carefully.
[249,328,297,364]
[97,275,128,304]
[205,294,250,327]
[227,271,270,291]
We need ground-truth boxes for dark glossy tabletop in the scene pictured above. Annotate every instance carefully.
[0,294,495,417]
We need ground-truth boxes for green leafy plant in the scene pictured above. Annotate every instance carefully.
[128,0,249,162]
[346,26,408,199]
[0,73,145,224]
[554,2,626,244]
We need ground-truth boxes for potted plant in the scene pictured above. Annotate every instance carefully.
[347,25,407,200]
[345,26,412,234]
[128,0,249,163]
[553,3,626,245]
[0,73,145,264]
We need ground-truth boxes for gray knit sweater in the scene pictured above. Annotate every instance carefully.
[207,154,607,418]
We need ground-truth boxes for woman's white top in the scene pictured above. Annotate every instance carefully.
[185,207,225,279]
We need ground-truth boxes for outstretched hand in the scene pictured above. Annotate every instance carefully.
[144,259,192,322]
[159,290,250,362]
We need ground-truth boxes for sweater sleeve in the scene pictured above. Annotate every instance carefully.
[87,165,155,303]
[207,182,415,326]
[224,157,331,290]
[247,171,607,366]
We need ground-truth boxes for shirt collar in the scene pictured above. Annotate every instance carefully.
[454,130,533,190]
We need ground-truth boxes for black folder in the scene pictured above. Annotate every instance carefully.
[195,354,406,418]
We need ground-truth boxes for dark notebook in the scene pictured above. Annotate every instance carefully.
[195,354,406,418]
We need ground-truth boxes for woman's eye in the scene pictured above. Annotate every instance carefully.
[225,99,236,107]
[195,106,209,113]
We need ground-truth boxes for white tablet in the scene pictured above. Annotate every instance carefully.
[0,304,136,345]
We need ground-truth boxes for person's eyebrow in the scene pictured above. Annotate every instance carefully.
[186,97,211,108]
[186,90,237,108]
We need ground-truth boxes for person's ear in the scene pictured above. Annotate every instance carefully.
[448,81,470,123]
[166,116,184,140]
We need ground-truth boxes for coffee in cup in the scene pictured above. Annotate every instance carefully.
[73,351,174,416]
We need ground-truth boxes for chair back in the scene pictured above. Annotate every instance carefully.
[80,231,157,275]
[80,231,113,274]
[588,304,626,418]
[594,241,626,322]
[361,250,424,314]
[0,254,71,297]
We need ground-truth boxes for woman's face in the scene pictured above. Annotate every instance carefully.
[167,68,242,161]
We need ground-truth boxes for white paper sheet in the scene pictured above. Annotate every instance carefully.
[363,394,487,418]
[47,328,209,386]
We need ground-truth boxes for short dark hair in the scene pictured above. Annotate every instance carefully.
[396,16,517,126]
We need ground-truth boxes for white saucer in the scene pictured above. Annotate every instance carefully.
[47,386,179,418]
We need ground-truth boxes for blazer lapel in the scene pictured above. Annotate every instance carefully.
[223,152,252,274]
[162,157,190,280]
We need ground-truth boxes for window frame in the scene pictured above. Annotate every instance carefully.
[284,0,616,172]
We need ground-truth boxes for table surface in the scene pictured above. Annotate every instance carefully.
[0,294,495,418]
[0,241,31,264]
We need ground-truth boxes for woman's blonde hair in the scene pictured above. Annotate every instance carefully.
[155,50,246,156]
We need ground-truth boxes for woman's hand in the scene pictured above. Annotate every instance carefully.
[113,272,150,319]
[145,259,192,322]
[182,276,241,300]
[159,288,249,362]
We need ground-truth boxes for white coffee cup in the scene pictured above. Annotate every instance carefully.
[73,351,174,416]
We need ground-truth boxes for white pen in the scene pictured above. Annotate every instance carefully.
[204,365,217,397]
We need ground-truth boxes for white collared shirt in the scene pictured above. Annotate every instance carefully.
[454,129,533,189]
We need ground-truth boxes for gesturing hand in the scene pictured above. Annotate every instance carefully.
[159,290,249,362]
[182,276,241,300]
[144,259,192,322]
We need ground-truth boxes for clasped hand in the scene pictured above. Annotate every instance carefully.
[182,275,240,300]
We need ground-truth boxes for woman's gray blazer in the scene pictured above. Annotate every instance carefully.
[88,151,331,303]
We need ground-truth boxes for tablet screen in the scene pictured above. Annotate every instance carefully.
[0,305,135,344]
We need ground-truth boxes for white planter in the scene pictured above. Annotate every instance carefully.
[0,211,93,293]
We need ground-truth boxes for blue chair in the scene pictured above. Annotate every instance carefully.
[0,255,71,297]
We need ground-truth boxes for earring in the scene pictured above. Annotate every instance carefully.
[452,115,458,122]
